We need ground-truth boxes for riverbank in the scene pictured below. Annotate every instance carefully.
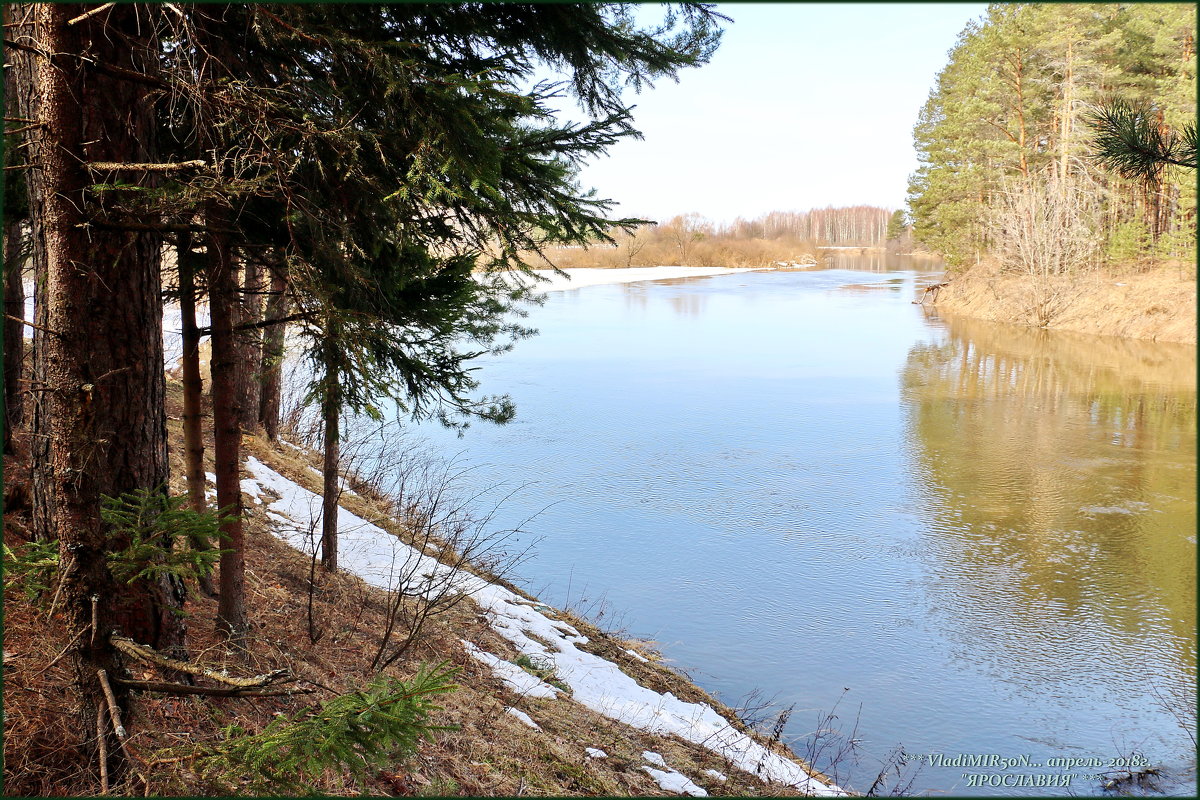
[932,262,1197,344]
[3,375,843,797]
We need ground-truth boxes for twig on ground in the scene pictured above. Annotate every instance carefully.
[96,704,109,794]
[112,636,290,687]
[97,669,128,744]
[114,678,313,697]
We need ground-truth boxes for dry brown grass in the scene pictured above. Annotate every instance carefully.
[3,379,826,797]
[934,261,1197,344]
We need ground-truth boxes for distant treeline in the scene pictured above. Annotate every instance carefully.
[531,206,905,269]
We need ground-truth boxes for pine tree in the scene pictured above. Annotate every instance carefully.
[8,2,729,673]
[7,1,185,780]
[908,2,1196,268]
[150,3,726,575]
[1087,99,1197,182]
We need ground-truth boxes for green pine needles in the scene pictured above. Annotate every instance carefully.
[1087,99,1198,184]
[3,490,225,604]
[197,663,459,794]
[101,487,228,585]
[2,539,60,600]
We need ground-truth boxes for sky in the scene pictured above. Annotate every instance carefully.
[562,3,989,224]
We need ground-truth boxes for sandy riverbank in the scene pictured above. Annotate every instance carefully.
[932,262,1197,344]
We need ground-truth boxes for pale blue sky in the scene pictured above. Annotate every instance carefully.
[570,3,989,224]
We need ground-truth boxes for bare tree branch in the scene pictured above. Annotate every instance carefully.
[87,159,207,173]
[66,4,116,26]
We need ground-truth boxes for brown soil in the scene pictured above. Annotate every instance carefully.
[3,380,828,797]
[932,261,1197,344]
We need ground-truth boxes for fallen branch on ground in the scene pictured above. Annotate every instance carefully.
[112,635,291,688]
[114,678,314,698]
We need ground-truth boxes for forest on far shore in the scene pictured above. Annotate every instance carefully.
[546,3,1196,276]
[908,3,1195,274]
[531,206,915,270]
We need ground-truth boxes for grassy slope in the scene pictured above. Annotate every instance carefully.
[932,262,1197,344]
[3,378,829,797]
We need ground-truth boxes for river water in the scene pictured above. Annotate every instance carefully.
[403,258,1196,796]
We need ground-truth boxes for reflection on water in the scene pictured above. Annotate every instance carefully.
[620,278,710,317]
[822,250,943,271]
[901,314,1196,774]
[406,267,1194,796]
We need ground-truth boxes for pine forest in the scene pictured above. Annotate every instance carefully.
[908,2,1196,272]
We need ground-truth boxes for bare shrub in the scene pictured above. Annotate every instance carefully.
[784,690,924,796]
[290,410,537,670]
[987,169,1103,276]
[273,351,537,666]
[356,429,537,671]
[614,228,647,267]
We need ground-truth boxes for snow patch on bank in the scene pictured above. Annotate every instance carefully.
[462,641,560,699]
[642,766,708,797]
[505,707,541,730]
[240,454,843,796]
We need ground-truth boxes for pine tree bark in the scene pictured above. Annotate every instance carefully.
[258,264,288,440]
[9,1,184,781]
[3,218,25,454]
[320,337,340,572]
[233,259,262,433]
[177,232,215,596]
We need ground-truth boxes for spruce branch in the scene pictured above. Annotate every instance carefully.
[194,664,459,793]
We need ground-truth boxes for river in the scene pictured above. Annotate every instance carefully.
[398,257,1196,796]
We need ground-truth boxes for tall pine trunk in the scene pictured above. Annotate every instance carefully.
[320,336,340,572]
[233,259,262,433]
[193,9,248,648]
[177,232,215,596]
[208,216,248,644]
[3,19,27,455]
[258,263,288,440]
[11,2,183,781]
[11,2,52,542]
[3,219,25,454]
[178,233,207,512]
